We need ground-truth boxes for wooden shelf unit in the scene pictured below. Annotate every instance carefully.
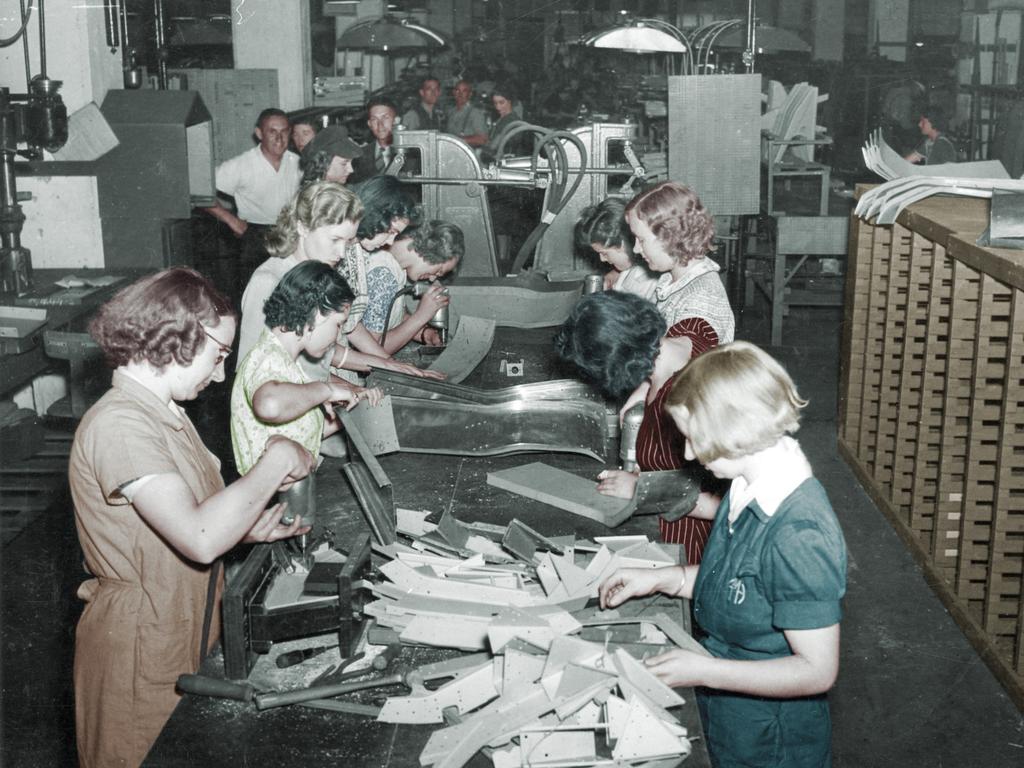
[840,191,1024,709]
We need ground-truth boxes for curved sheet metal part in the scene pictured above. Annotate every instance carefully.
[367,369,605,405]
[446,274,582,329]
[424,315,496,384]
[342,393,608,461]
[383,395,608,461]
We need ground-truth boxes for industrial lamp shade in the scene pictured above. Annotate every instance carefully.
[337,15,448,53]
[582,22,687,53]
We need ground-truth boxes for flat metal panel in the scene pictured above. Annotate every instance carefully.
[668,74,761,216]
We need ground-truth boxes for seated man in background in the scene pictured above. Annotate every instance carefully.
[446,79,489,148]
[362,221,464,354]
[205,107,301,301]
[402,75,445,131]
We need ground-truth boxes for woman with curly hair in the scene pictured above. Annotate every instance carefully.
[554,291,720,565]
[69,268,316,767]
[238,183,428,439]
[231,261,370,475]
[626,181,734,340]
[239,180,363,361]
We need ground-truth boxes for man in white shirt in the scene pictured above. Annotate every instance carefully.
[205,108,302,298]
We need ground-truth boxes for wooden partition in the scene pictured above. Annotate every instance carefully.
[839,192,1024,709]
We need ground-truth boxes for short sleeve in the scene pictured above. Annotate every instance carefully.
[242,342,303,406]
[765,518,846,630]
[363,266,402,333]
[667,317,719,358]
[402,110,420,130]
[87,409,180,503]
[215,153,243,196]
[469,108,489,136]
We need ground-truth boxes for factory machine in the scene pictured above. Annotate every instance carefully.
[390,120,647,278]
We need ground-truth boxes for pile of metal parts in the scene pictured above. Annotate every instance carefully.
[365,508,702,768]
[857,129,1022,225]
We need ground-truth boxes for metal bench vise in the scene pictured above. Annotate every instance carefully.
[221,533,373,680]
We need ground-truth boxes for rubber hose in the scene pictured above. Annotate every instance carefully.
[509,128,589,274]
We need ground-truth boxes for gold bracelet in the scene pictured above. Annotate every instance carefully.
[675,567,687,597]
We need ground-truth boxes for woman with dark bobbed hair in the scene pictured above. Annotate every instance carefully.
[232,261,371,475]
[554,291,719,564]
[574,197,655,295]
[69,268,315,767]
[480,82,529,164]
[338,176,445,380]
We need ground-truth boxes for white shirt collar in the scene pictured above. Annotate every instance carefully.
[727,437,812,522]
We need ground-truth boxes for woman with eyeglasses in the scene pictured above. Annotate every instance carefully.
[68,268,316,767]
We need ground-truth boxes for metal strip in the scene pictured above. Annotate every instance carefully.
[368,370,603,405]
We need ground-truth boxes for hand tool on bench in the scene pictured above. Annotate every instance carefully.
[254,669,422,711]
[176,674,258,703]
[221,532,374,679]
[275,643,338,669]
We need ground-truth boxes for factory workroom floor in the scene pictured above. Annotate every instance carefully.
[2,294,1024,766]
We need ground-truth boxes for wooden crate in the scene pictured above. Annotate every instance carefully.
[839,191,1024,709]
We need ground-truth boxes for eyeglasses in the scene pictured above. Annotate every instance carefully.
[203,327,233,364]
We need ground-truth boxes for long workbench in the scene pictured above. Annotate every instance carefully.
[145,327,712,767]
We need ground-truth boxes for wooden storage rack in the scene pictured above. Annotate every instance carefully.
[840,191,1024,709]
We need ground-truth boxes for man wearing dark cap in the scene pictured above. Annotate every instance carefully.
[904,106,958,165]
[299,125,363,187]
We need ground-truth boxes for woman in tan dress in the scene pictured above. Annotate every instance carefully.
[68,268,315,767]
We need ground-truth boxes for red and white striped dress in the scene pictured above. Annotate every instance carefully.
[635,316,719,565]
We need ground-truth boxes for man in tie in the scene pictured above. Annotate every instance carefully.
[350,96,399,184]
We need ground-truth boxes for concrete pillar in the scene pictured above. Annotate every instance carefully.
[812,0,845,61]
[869,0,910,61]
[231,0,311,110]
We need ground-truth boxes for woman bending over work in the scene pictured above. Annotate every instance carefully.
[69,268,314,767]
[599,341,847,768]
[574,197,656,296]
[231,261,370,475]
[555,291,718,564]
